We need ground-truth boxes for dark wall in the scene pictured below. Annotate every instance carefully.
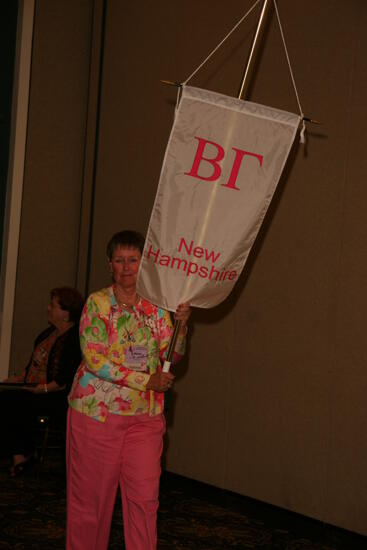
[0,1,18,268]
[10,0,94,368]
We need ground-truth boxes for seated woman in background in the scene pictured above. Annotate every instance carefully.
[0,286,84,476]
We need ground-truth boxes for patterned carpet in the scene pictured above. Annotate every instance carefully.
[0,448,365,550]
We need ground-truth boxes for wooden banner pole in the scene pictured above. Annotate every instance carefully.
[162,319,181,373]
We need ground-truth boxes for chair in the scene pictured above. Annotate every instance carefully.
[35,410,67,473]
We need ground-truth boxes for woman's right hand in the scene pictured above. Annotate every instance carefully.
[146,371,175,392]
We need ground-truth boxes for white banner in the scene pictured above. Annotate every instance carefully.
[137,85,300,311]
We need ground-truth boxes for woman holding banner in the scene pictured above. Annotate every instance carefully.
[66,230,191,550]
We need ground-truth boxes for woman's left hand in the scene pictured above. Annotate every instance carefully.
[27,381,65,394]
[174,302,191,331]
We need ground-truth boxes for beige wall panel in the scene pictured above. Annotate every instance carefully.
[222,0,359,511]
[164,313,235,485]
[10,0,93,372]
[326,3,367,533]
[90,0,367,535]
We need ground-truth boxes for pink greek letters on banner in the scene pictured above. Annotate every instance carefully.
[137,86,301,311]
[185,136,263,191]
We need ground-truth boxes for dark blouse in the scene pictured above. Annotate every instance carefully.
[24,325,81,392]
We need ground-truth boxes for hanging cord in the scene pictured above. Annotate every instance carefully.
[179,0,307,143]
[183,0,262,85]
[273,0,306,143]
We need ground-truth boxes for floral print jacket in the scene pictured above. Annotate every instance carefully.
[68,286,186,422]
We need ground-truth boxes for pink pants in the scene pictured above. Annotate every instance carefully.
[66,408,165,550]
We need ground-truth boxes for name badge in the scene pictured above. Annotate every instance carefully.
[125,346,148,372]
